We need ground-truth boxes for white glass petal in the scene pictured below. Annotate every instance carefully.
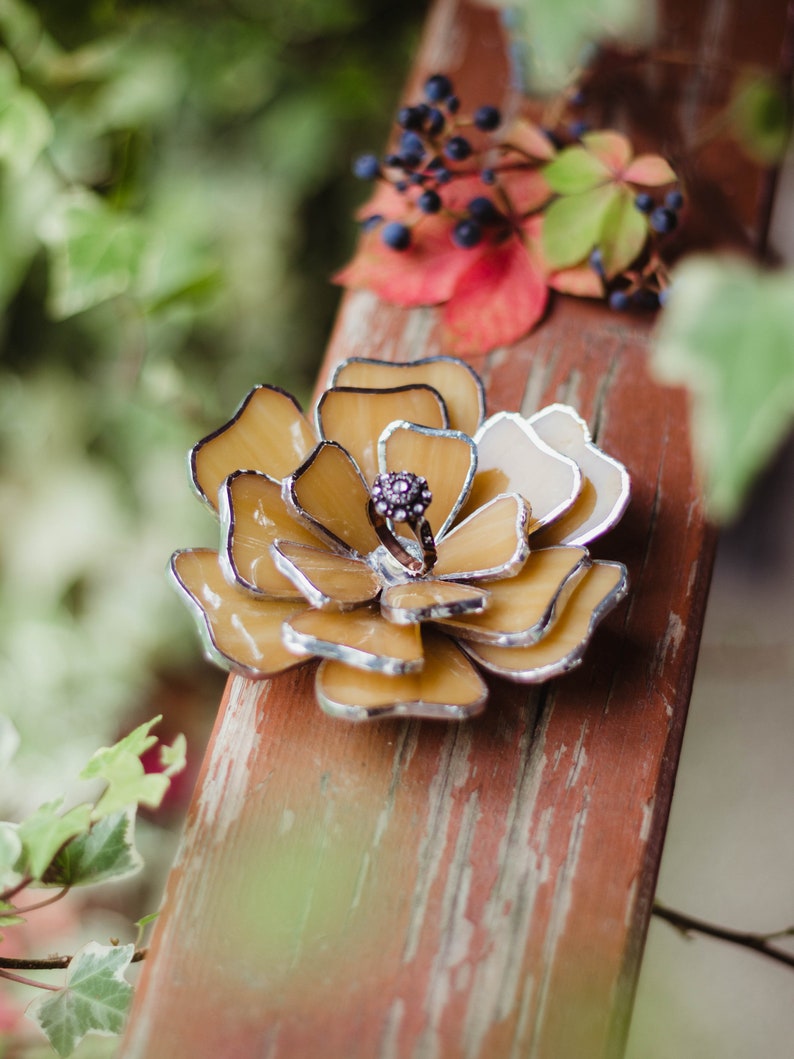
[379,422,477,539]
[381,580,489,624]
[330,356,485,437]
[191,386,316,510]
[528,404,630,545]
[219,471,323,597]
[285,442,380,557]
[463,412,582,532]
[433,493,530,581]
[169,548,306,677]
[283,606,424,675]
[439,545,590,646]
[461,560,628,682]
[271,540,380,609]
[316,385,448,484]
[315,632,488,721]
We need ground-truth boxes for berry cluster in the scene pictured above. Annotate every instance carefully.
[352,74,509,253]
[601,189,684,311]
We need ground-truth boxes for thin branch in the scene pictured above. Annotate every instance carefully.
[12,887,71,915]
[0,876,34,904]
[652,902,794,970]
[0,948,148,972]
[0,968,61,992]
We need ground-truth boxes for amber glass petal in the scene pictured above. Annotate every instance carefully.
[191,386,316,509]
[315,632,488,721]
[219,471,323,597]
[285,442,380,557]
[331,356,485,437]
[461,413,582,531]
[380,423,476,538]
[439,545,589,646]
[169,548,306,677]
[271,541,380,609]
[433,493,530,580]
[283,605,423,675]
[528,404,630,546]
[381,579,489,623]
[316,385,448,484]
[461,560,628,681]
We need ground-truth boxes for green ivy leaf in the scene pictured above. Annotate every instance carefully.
[542,183,618,269]
[599,185,648,277]
[39,809,143,889]
[160,732,187,776]
[543,144,610,194]
[0,821,22,890]
[16,800,93,881]
[38,190,147,318]
[0,83,53,174]
[80,715,171,819]
[652,255,794,521]
[0,898,26,932]
[26,942,135,1058]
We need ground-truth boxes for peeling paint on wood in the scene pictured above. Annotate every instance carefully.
[120,0,788,1056]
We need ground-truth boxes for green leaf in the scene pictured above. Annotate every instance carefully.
[543,144,611,194]
[40,810,143,889]
[80,715,171,819]
[26,942,135,1057]
[652,256,794,521]
[0,821,23,890]
[0,899,26,931]
[0,83,53,174]
[542,183,619,269]
[160,732,187,777]
[16,800,93,881]
[598,185,648,277]
[38,190,147,318]
[731,75,791,164]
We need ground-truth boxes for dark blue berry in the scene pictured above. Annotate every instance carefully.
[426,155,443,170]
[650,206,678,234]
[435,168,452,184]
[384,154,403,168]
[444,135,472,161]
[360,214,383,232]
[426,107,445,135]
[424,74,453,103]
[634,192,654,213]
[409,172,425,185]
[665,189,684,210]
[542,128,563,149]
[452,219,482,248]
[474,105,501,131]
[381,221,411,251]
[467,196,500,224]
[632,288,660,310]
[608,290,630,311]
[418,189,442,213]
[480,168,496,185]
[589,247,605,277]
[401,151,423,169]
[400,131,425,156]
[397,106,424,130]
[395,180,408,192]
[446,95,460,114]
[353,153,380,181]
[568,120,590,139]
[570,88,587,107]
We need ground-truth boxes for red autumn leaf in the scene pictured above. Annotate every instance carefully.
[441,235,548,355]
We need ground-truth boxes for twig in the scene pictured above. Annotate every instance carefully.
[0,968,61,992]
[0,948,148,972]
[12,887,71,915]
[652,902,794,970]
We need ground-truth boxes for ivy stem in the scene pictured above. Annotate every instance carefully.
[0,876,34,904]
[0,949,148,972]
[652,902,794,970]
[12,887,71,915]
[0,968,61,992]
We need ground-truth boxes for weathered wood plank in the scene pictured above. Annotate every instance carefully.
[121,1,786,1056]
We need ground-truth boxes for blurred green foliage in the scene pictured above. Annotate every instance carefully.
[0,0,423,812]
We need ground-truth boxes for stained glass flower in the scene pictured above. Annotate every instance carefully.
[170,356,630,721]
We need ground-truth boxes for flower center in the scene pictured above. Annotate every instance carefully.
[368,471,437,576]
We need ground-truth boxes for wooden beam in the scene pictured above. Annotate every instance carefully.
[121,1,786,1056]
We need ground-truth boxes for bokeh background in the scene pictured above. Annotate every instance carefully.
[0,1,791,1056]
